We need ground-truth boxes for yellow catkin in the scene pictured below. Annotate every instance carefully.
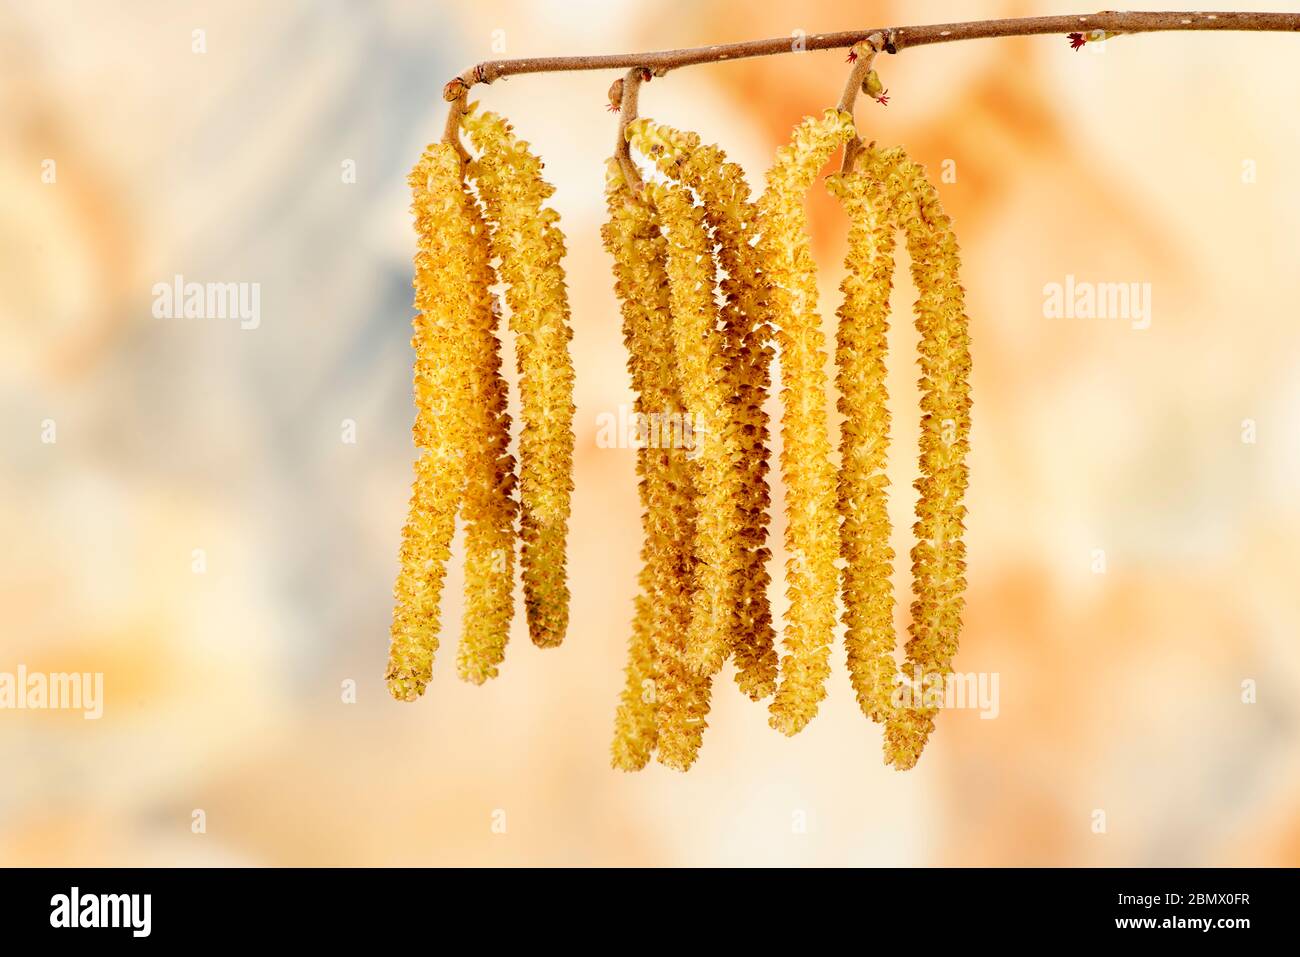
[463,106,576,650]
[627,119,778,701]
[455,199,518,685]
[614,590,660,769]
[880,147,973,771]
[827,147,898,722]
[603,162,712,771]
[603,166,663,770]
[386,143,481,701]
[758,109,855,735]
[649,180,748,683]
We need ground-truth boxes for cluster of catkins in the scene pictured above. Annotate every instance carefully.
[604,109,971,772]
[386,101,971,775]
[385,104,575,699]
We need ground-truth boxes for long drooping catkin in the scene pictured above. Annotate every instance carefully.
[626,118,778,701]
[827,147,898,723]
[463,106,576,650]
[603,167,663,770]
[879,147,973,771]
[650,180,748,685]
[602,162,712,772]
[758,109,855,735]
[391,91,973,773]
[455,201,518,685]
[386,143,482,701]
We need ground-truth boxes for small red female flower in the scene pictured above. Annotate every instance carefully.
[874,90,890,106]
[1068,32,1087,50]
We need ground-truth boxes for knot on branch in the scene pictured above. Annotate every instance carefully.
[443,77,469,102]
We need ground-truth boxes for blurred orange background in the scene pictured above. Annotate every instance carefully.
[3,0,1299,866]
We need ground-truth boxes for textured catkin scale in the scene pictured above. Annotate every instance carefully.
[613,590,659,769]
[626,119,779,702]
[385,143,481,702]
[455,201,518,685]
[878,148,973,771]
[828,148,899,723]
[649,181,749,684]
[757,109,855,736]
[602,162,712,772]
[462,106,576,650]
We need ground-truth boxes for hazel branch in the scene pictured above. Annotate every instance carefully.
[444,10,1300,98]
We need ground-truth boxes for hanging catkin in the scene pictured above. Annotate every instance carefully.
[831,143,972,769]
[455,201,518,685]
[386,142,481,701]
[463,106,577,650]
[626,118,779,701]
[881,148,973,771]
[603,165,664,770]
[648,179,748,686]
[758,108,855,735]
[392,70,977,774]
[602,162,713,772]
[827,146,898,722]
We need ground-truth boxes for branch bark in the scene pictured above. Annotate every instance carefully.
[446,10,1300,98]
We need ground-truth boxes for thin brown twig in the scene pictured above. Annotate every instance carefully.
[444,10,1300,98]
[837,34,883,175]
[442,88,470,164]
[836,36,883,113]
[614,67,646,191]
